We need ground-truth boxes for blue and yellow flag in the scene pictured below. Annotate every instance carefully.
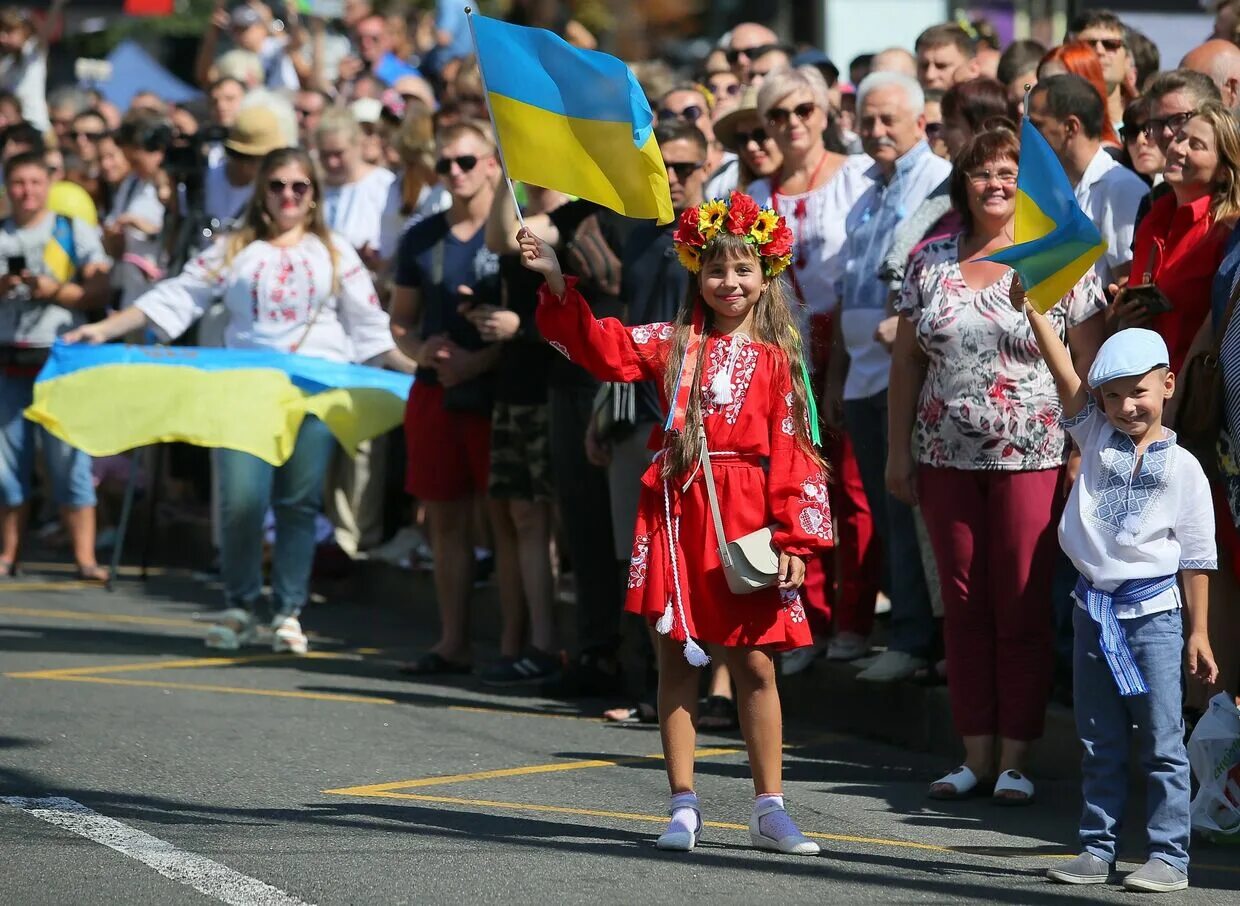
[471,14,674,224]
[983,118,1105,314]
[24,344,413,466]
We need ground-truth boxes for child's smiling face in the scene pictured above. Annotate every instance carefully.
[1099,367,1175,443]
[698,245,767,326]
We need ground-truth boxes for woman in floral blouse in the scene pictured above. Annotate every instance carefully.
[887,126,1106,804]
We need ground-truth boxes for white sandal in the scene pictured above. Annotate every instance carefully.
[272,615,309,655]
[928,765,989,800]
[655,806,701,851]
[749,801,820,855]
[203,609,259,650]
[992,769,1035,806]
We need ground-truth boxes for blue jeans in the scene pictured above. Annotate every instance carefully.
[1073,606,1190,873]
[215,417,336,619]
[0,374,95,508]
[844,390,935,659]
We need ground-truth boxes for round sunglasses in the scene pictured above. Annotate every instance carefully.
[267,178,313,199]
[767,102,817,127]
[435,153,492,175]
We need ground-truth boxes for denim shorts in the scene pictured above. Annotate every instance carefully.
[0,373,96,508]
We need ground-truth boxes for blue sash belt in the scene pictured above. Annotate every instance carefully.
[1073,574,1177,696]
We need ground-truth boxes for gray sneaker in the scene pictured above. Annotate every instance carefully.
[1123,858,1188,892]
[1047,852,1111,885]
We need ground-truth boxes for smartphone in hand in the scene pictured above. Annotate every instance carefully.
[6,254,26,274]
[1118,282,1173,317]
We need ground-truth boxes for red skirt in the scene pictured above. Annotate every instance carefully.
[623,455,812,650]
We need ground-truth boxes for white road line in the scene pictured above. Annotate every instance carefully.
[2,796,314,906]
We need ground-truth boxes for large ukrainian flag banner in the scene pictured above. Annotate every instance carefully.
[24,344,412,466]
[984,118,1106,314]
[471,14,674,224]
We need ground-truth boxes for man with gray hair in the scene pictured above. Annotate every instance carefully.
[829,71,951,683]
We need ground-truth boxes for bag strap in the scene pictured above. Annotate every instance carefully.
[697,425,734,568]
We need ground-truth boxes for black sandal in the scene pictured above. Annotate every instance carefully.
[697,694,739,731]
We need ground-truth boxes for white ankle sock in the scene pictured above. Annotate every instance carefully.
[666,791,700,836]
[755,793,800,840]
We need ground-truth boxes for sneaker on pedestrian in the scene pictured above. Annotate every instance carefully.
[1047,852,1111,885]
[779,642,825,676]
[480,649,561,686]
[1123,858,1188,892]
[856,650,926,682]
[826,632,870,661]
[272,615,309,655]
[750,794,819,855]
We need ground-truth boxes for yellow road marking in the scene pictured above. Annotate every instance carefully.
[324,748,741,796]
[24,674,396,705]
[0,606,200,629]
[7,651,353,679]
[0,582,92,593]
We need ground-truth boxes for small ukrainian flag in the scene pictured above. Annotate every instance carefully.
[984,118,1105,313]
[471,14,674,224]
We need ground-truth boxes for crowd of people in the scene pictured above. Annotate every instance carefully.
[1,0,1240,886]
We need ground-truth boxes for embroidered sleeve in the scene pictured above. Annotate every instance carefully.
[535,276,669,383]
[1175,451,1218,571]
[1061,393,1103,445]
[327,239,394,361]
[134,237,228,342]
[767,356,833,556]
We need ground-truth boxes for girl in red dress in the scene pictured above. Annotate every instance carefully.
[519,191,832,855]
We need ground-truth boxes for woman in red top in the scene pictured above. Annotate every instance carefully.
[522,193,832,856]
[1124,103,1240,372]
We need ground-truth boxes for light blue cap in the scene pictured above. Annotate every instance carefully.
[1086,328,1170,389]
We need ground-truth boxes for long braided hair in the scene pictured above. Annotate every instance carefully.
[660,232,824,479]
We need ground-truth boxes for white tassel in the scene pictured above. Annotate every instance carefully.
[683,637,711,666]
[709,368,733,405]
[656,601,675,635]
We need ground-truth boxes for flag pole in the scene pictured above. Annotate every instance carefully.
[1022,83,1033,118]
[465,6,526,229]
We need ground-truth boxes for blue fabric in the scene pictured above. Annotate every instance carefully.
[1073,574,1177,695]
[215,416,337,618]
[1092,428,1173,537]
[373,52,421,87]
[0,375,94,508]
[844,390,935,657]
[1211,224,1240,330]
[36,341,413,399]
[1072,607,1190,872]
[100,41,200,111]
[472,14,653,144]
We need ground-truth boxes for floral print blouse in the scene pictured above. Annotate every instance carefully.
[895,235,1106,471]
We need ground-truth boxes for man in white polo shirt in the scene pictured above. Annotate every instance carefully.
[1028,74,1149,290]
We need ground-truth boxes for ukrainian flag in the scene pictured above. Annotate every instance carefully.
[471,14,674,224]
[24,344,412,466]
[984,118,1105,314]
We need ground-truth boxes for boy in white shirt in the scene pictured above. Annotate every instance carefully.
[1016,280,1219,893]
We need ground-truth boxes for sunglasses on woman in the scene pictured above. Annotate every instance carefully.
[709,82,742,98]
[658,105,704,124]
[267,178,313,199]
[767,102,816,127]
[435,154,491,175]
[734,127,770,147]
[1120,122,1148,142]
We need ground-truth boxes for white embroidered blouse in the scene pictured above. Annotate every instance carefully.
[135,233,395,364]
[1061,397,1217,618]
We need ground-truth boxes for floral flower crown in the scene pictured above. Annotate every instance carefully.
[672,191,794,277]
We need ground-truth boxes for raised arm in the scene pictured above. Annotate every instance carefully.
[1012,275,1088,419]
[484,186,560,256]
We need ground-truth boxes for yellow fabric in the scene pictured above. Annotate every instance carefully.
[48,181,99,227]
[24,365,407,466]
[1014,189,1056,244]
[1026,240,1109,315]
[489,92,674,224]
[42,236,73,283]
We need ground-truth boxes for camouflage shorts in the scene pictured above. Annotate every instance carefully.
[489,402,553,500]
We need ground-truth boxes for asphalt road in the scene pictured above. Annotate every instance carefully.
[1,563,1238,905]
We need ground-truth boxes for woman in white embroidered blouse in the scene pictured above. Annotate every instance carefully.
[887,126,1106,804]
[67,147,414,655]
[747,64,878,668]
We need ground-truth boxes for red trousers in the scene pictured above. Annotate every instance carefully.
[800,312,881,637]
[918,466,1061,741]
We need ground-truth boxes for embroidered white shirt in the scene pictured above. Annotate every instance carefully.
[1060,397,1217,618]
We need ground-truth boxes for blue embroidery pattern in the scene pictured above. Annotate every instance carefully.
[1060,395,1096,429]
[1086,430,1172,541]
[1179,558,1218,570]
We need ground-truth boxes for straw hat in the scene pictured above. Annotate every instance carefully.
[713,85,765,154]
[224,107,285,157]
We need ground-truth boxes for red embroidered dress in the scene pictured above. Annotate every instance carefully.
[537,278,832,650]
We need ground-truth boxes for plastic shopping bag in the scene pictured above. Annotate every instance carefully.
[1189,692,1240,841]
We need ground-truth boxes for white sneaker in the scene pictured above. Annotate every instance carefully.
[826,632,870,661]
[779,643,824,677]
[272,615,309,655]
[856,650,926,682]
